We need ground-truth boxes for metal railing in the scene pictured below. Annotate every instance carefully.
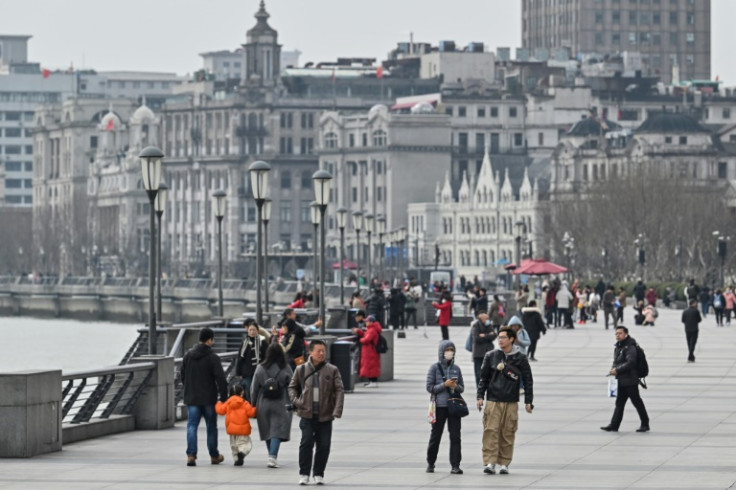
[61,363,156,424]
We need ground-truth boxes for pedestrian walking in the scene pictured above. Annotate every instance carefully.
[616,287,627,323]
[471,311,497,387]
[476,327,534,475]
[426,340,465,475]
[404,282,420,329]
[556,281,574,328]
[601,326,650,433]
[433,291,453,340]
[288,340,344,486]
[235,320,269,402]
[353,314,383,387]
[724,286,736,325]
[712,289,725,326]
[388,288,407,330]
[521,300,546,361]
[251,344,294,469]
[182,327,229,466]
[682,299,702,362]
[280,318,306,370]
[508,316,530,354]
[602,286,617,330]
[215,384,257,466]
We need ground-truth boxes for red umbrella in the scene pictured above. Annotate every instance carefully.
[332,259,358,270]
[513,258,568,276]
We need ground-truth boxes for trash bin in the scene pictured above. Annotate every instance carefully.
[331,340,357,393]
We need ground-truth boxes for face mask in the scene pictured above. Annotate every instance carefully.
[444,350,454,361]
[484,320,491,326]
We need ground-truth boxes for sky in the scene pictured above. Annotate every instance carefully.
[3,0,735,83]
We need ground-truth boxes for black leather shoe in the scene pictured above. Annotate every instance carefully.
[451,467,463,474]
[426,465,435,473]
[600,425,618,432]
[636,426,650,432]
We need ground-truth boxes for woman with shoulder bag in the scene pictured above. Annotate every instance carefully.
[251,344,294,468]
[425,340,465,475]
[280,318,306,369]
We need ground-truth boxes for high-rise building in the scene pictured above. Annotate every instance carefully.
[521,0,711,84]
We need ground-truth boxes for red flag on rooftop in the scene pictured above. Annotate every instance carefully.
[42,68,51,78]
[376,66,383,79]
[106,118,115,131]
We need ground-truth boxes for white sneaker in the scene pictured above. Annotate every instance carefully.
[483,464,496,474]
[314,475,324,485]
[267,457,279,468]
[499,465,509,474]
[299,475,309,485]
[365,382,378,388]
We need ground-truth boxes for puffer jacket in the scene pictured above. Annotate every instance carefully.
[288,359,344,422]
[215,395,257,436]
[426,340,465,408]
[477,346,533,405]
[612,335,640,387]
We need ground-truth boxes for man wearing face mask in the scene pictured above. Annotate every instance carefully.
[476,327,533,475]
[425,340,465,474]
[471,311,497,388]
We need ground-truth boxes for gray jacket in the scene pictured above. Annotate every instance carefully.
[425,340,465,408]
[251,363,294,441]
[471,319,497,359]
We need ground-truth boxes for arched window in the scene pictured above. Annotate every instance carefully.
[324,132,338,149]
[372,129,387,146]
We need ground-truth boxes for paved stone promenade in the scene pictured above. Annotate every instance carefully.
[2,307,736,489]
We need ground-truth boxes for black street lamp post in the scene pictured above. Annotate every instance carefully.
[713,231,730,287]
[154,181,168,322]
[514,220,526,289]
[336,207,348,305]
[312,170,333,334]
[352,211,363,286]
[376,215,386,282]
[634,233,645,280]
[262,198,272,314]
[213,189,227,318]
[562,231,574,283]
[139,146,163,355]
[365,214,374,285]
[310,201,320,294]
[248,160,271,326]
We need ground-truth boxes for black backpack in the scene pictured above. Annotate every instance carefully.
[262,377,283,399]
[376,335,389,354]
[635,343,649,387]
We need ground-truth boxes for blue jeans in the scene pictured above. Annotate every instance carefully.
[186,405,219,457]
[266,438,281,458]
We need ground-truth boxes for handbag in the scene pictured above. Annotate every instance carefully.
[608,377,618,398]
[428,394,437,424]
[293,355,306,366]
[447,395,469,418]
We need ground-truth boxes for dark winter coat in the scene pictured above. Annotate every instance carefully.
[388,290,407,315]
[182,343,228,406]
[633,282,647,301]
[471,319,497,359]
[235,334,269,378]
[251,362,294,441]
[356,321,383,379]
[280,319,306,364]
[471,294,489,315]
[425,340,465,408]
[477,346,533,405]
[521,307,546,341]
[288,359,344,422]
[366,291,387,319]
[681,306,702,332]
[612,335,641,388]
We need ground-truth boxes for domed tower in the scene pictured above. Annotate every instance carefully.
[129,99,158,150]
[241,1,281,87]
[98,106,124,155]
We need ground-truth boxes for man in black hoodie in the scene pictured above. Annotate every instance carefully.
[182,327,228,466]
[601,326,650,433]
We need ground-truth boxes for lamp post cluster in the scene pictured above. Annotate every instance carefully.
[713,230,730,287]
[562,231,575,282]
[514,220,527,288]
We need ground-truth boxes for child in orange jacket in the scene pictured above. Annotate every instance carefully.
[215,384,257,466]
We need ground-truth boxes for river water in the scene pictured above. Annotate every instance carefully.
[0,317,140,373]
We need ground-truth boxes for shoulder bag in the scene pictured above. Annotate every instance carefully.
[437,363,469,418]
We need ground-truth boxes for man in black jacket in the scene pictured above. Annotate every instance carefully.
[476,327,533,475]
[182,327,228,466]
[601,326,650,433]
[682,299,702,362]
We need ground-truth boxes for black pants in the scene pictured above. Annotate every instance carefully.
[440,325,449,340]
[528,337,539,359]
[427,406,461,468]
[610,384,649,429]
[604,309,617,330]
[715,307,724,326]
[686,330,699,361]
[617,306,624,322]
[405,308,418,329]
[473,357,484,389]
[298,418,332,477]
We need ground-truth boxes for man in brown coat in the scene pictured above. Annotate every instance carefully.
[288,339,344,485]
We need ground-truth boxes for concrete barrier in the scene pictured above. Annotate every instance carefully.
[0,370,62,458]
[130,356,175,430]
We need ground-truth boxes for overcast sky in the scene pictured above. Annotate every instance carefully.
[3,0,735,83]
